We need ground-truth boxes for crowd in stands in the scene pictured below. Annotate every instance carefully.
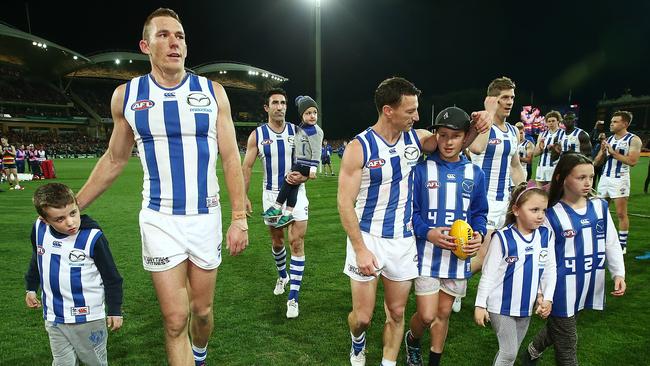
[0,131,107,159]
[0,65,70,105]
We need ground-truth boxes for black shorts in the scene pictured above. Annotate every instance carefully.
[3,164,16,169]
[291,163,311,177]
[321,157,331,165]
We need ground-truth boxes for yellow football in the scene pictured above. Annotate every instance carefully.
[449,219,474,260]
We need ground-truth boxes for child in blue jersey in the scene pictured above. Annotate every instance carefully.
[474,182,556,366]
[262,95,323,229]
[24,183,123,366]
[522,153,626,366]
[404,107,488,366]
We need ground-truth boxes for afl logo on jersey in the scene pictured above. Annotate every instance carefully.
[261,139,273,145]
[37,245,45,255]
[427,180,439,189]
[562,229,577,238]
[131,100,155,111]
[488,138,502,145]
[367,158,386,169]
[505,256,518,264]
[187,92,211,107]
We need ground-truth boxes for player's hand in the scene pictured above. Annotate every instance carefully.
[426,227,456,250]
[226,220,248,256]
[107,316,123,331]
[309,172,317,179]
[285,171,307,185]
[535,298,552,319]
[605,143,615,155]
[245,197,253,217]
[25,292,41,308]
[355,247,381,277]
[539,139,545,151]
[474,307,490,327]
[470,111,492,135]
[611,276,626,296]
[463,232,483,256]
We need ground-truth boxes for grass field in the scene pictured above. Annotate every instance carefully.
[1,156,649,365]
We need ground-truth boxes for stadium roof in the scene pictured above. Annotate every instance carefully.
[0,22,89,77]
[193,61,288,91]
[65,51,153,80]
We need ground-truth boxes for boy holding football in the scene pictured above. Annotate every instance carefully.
[404,107,488,366]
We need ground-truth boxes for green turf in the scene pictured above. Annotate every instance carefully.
[1,156,649,365]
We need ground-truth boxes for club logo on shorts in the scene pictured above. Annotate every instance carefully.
[562,229,577,238]
[261,139,273,145]
[367,158,386,169]
[404,146,420,161]
[505,256,519,264]
[131,99,155,111]
[427,180,439,189]
[488,138,502,145]
[187,92,211,107]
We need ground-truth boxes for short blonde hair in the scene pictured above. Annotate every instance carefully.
[142,8,182,41]
[487,76,516,97]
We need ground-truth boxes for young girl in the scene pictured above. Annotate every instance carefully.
[474,182,556,366]
[523,152,626,366]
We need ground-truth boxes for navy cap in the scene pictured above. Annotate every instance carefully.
[434,107,471,131]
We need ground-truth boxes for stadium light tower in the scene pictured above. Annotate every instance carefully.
[307,0,323,127]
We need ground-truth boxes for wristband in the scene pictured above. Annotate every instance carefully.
[231,210,247,221]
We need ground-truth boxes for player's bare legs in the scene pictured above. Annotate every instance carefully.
[430,291,455,353]
[288,220,307,256]
[349,278,378,337]
[187,263,218,350]
[382,277,412,361]
[151,261,193,366]
[408,292,440,339]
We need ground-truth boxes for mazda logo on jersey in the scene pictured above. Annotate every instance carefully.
[462,179,474,193]
[287,136,295,145]
[562,229,577,238]
[367,158,386,169]
[187,92,211,107]
[69,250,86,262]
[131,100,155,111]
[261,139,273,145]
[426,180,439,189]
[595,219,605,233]
[404,146,419,161]
[488,138,502,145]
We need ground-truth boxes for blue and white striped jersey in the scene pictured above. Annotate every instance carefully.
[354,127,421,239]
[475,225,556,317]
[538,128,566,168]
[470,123,518,202]
[562,127,586,153]
[518,139,533,172]
[255,122,297,191]
[123,73,220,215]
[603,133,637,178]
[545,198,625,317]
[31,219,106,323]
[413,152,488,279]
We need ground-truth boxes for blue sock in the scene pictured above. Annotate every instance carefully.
[351,332,366,355]
[288,255,305,301]
[619,231,628,249]
[192,343,207,365]
[272,247,288,279]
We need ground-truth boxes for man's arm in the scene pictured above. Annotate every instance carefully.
[510,153,526,185]
[337,139,378,276]
[532,134,545,157]
[213,82,248,255]
[520,142,534,164]
[416,129,437,153]
[241,130,258,214]
[77,84,134,210]
[578,131,593,156]
[593,141,607,167]
[608,136,642,167]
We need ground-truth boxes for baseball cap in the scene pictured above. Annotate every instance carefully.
[434,107,471,132]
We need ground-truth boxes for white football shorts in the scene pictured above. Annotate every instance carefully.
[343,231,418,282]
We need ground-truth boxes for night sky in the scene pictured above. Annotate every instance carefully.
[3,0,650,139]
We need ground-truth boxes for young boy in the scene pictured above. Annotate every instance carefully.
[25,183,123,366]
[405,107,488,366]
[263,95,323,229]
